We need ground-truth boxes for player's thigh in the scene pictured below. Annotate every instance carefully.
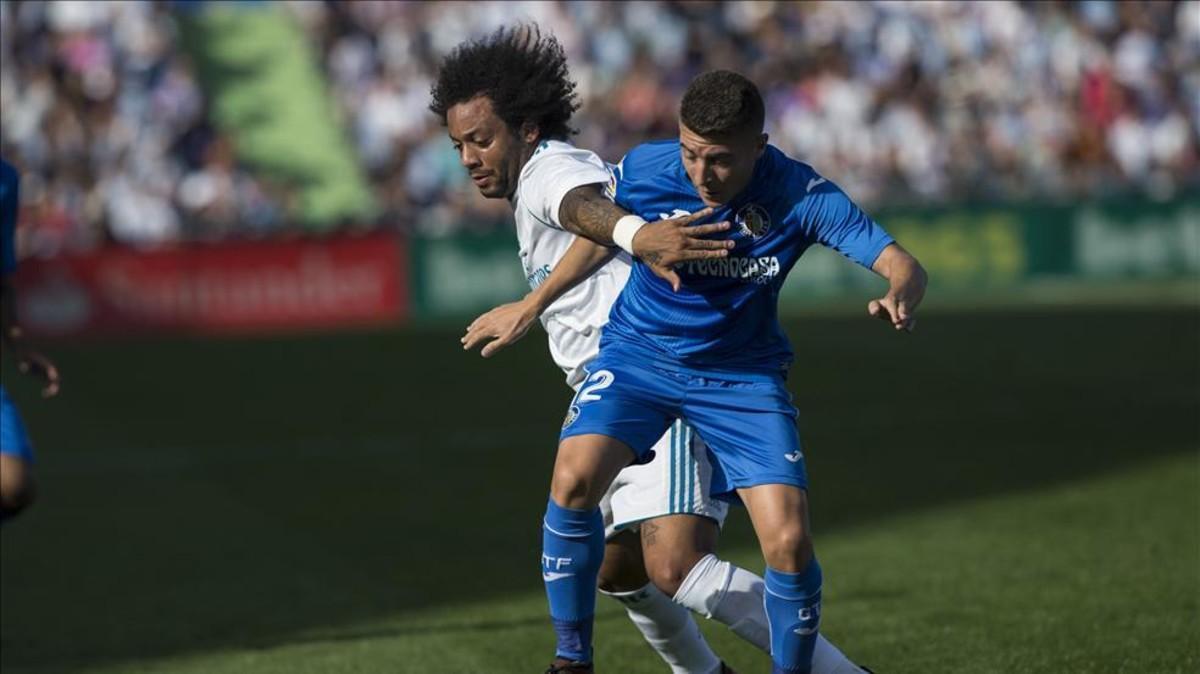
[597,529,649,593]
[0,453,34,509]
[682,375,808,497]
[559,358,679,467]
[639,513,719,596]
[551,434,641,509]
[738,483,812,572]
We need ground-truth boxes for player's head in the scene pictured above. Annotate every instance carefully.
[430,24,580,200]
[678,70,768,207]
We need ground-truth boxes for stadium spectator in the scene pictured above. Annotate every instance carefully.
[2,1,1197,255]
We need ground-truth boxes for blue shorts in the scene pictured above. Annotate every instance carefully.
[560,348,806,500]
[0,385,35,463]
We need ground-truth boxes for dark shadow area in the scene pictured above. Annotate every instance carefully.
[2,307,1197,672]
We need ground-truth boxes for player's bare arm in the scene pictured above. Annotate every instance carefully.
[0,276,59,397]
[462,235,615,358]
[868,243,927,333]
[557,184,735,291]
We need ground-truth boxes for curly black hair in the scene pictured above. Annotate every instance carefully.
[680,70,765,137]
[429,24,580,140]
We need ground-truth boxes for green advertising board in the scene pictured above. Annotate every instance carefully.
[412,196,1200,320]
[410,232,532,321]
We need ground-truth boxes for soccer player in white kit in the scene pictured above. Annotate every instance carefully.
[432,26,870,674]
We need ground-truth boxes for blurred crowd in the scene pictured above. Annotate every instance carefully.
[1,0,1198,254]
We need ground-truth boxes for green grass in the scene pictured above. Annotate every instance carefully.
[1,308,1197,673]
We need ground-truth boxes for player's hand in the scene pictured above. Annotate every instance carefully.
[17,351,60,397]
[461,299,540,358]
[631,208,734,292]
[868,293,918,333]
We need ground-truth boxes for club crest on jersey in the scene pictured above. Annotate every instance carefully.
[736,204,771,238]
[562,405,581,429]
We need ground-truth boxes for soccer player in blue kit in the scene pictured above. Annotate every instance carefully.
[540,71,927,673]
[1,158,61,522]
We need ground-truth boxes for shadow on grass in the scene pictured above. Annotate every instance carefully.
[1,308,1196,672]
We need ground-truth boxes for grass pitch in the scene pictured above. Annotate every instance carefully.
[2,307,1197,673]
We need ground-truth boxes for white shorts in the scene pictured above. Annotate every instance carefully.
[600,419,730,540]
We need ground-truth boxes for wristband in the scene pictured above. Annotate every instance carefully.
[612,215,647,256]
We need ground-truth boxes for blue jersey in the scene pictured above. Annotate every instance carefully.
[0,159,18,275]
[606,140,893,373]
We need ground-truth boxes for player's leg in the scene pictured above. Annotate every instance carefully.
[598,458,724,674]
[597,529,724,674]
[642,513,865,674]
[543,433,635,666]
[546,358,680,668]
[0,454,35,520]
[739,483,826,674]
[0,386,36,521]
[680,374,826,673]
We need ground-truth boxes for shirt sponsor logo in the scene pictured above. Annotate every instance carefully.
[686,256,781,285]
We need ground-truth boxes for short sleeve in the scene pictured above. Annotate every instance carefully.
[796,177,893,270]
[519,145,612,230]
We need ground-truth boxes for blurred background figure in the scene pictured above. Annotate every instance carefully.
[1,158,59,522]
[1,1,1196,250]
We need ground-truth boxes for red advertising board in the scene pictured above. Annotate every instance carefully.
[12,235,408,338]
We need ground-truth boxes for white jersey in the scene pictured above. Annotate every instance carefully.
[511,140,631,388]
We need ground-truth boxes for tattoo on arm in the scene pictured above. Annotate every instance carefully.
[557,185,626,245]
[641,520,659,548]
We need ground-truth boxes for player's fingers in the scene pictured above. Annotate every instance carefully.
[481,334,514,358]
[682,237,735,250]
[881,297,901,323]
[675,248,730,261]
[683,221,732,236]
[462,328,492,351]
[663,268,681,292]
[867,299,885,318]
[677,207,714,225]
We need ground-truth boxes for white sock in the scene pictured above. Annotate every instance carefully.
[601,583,723,674]
[674,554,867,674]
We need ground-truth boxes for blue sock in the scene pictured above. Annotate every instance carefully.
[542,498,604,662]
[764,560,823,674]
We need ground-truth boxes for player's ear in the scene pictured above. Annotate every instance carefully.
[520,121,540,146]
[757,133,768,156]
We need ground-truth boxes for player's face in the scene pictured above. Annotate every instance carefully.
[679,123,767,207]
[446,96,537,200]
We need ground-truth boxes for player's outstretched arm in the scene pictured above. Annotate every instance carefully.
[557,184,734,291]
[462,236,615,358]
[868,243,927,333]
[1,277,60,397]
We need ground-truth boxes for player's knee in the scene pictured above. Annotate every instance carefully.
[598,532,648,593]
[760,522,813,572]
[0,475,36,517]
[645,550,705,597]
[598,557,649,593]
[549,463,600,509]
